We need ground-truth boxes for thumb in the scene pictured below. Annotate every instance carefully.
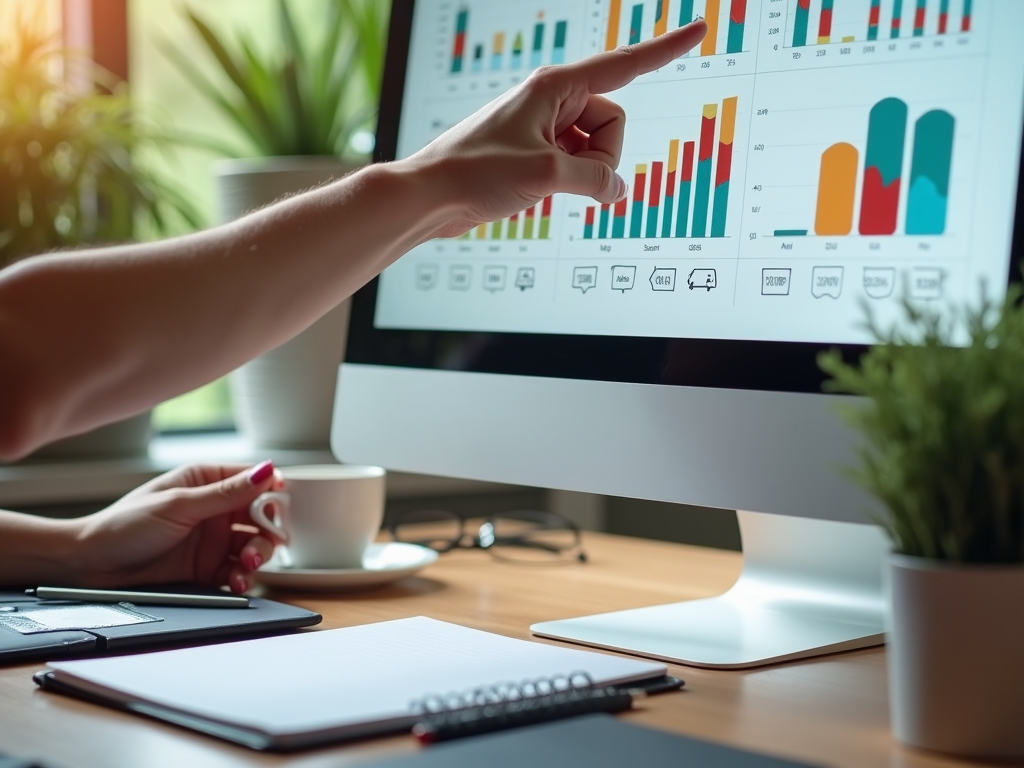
[555,152,627,204]
[173,460,277,525]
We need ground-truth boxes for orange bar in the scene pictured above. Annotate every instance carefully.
[702,0,721,56]
[654,0,670,36]
[606,0,622,50]
[814,143,859,236]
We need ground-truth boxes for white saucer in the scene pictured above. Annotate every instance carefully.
[255,542,439,592]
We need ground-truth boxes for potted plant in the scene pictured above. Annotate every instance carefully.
[0,19,199,459]
[820,291,1024,759]
[163,0,389,450]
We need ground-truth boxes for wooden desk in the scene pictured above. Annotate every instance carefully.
[0,533,979,768]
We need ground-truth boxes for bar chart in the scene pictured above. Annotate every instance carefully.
[604,0,749,56]
[449,6,571,75]
[460,197,555,241]
[770,97,956,238]
[581,97,739,240]
[787,0,973,48]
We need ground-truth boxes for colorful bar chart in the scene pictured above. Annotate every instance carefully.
[790,0,972,47]
[773,97,955,239]
[582,97,737,241]
[459,197,554,241]
[605,0,747,55]
[449,8,569,75]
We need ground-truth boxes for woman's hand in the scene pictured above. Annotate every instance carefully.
[70,462,283,593]
[409,19,707,239]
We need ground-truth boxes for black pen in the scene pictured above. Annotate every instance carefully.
[412,686,644,745]
[26,587,249,609]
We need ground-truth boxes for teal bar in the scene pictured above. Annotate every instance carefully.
[678,0,695,26]
[598,205,610,239]
[612,215,626,238]
[774,229,808,236]
[691,159,712,238]
[675,182,692,237]
[661,196,674,238]
[630,200,644,238]
[583,223,594,239]
[793,0,810,47]
[531,22,544,67]
[892,0,903,38]
[629,4,643,45]
[907,110,955,235]
[646,205,660,238]
[552,21,567,64]
[711,181,729,238]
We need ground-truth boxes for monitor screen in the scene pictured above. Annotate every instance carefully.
[368,0,1024,351]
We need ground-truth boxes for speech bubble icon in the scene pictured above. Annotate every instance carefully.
[572,266,599,294]
[811,267,843,299]
[483,266,507,293]
[649,267,676,292]
[611,265,636,292]
[449,265,472,291]
[415,264,439,290]
[761,268,791,296]
[863,267,895,299]
[911,268,944,300]
[515,267,536,291]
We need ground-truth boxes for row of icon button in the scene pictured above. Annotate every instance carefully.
[762,267,946,300]
[571,266,717,294]
[417,265,536,292]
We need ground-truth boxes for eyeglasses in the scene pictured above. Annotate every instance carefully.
[387,509,587,564]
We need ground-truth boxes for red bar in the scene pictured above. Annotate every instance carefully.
[454,32,466,58]
[860,167,900,235]
[698,115,717,164]
[614,197,628,218]
[818,7,833,39]
[648,162,664,208]
[961,15,971,32]
[913,6,925,33]
[585,207,595,226]
[730,0,746,24]
[632,169,647,203]
[938,13,948,33]
[509,212,519,222]
[665,167,677,200]
[525,206,535,221]
[715,141,733,188]
[682,141,695,182]
[869,5,880,26]
[541,195,553,217]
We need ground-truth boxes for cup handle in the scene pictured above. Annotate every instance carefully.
[250,492,290,541]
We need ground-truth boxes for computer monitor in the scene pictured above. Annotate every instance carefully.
[334,0,1024,668]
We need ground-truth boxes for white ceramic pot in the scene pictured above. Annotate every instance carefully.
[216,157,360,450]
[888,554,1024,758]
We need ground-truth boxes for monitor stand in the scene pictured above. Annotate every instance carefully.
[531,511,889,669]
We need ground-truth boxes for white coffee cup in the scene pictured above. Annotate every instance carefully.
[249,465,386,570]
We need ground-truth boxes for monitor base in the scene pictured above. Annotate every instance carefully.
[531,511,889,669]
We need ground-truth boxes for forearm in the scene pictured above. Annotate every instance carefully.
[0,510,83,587]
[0,158,454,458]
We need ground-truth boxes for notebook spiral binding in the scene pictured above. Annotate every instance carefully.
[410,670,597,715]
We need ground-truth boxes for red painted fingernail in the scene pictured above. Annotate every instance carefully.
[252,553,263,570]
[232,574,249,594]
[248,460,274,485]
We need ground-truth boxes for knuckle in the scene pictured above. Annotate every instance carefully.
[526,65,560,89]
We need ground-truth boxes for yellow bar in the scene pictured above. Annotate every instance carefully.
[720,97,738,145]
[493,32,505,55]
[606,0,622,50]
[654,0,669,36]
[636,163,648,175]
[814,143,859,236]
[842,35,855,42]
[667,139,680,174]
[817,35,830,44]
[702,0,720,56]
[702,103,718,121]
[475,223,487,239]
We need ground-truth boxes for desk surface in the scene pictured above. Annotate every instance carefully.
[0,532,978,768]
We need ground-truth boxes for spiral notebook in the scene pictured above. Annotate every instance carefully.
[35,616,666,751]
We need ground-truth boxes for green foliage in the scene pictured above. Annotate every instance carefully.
[820,290,1024,563]
[0,19,200,267]
[163,0,390,159]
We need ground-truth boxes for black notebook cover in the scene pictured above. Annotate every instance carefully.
[1,588,321,664]
[364,714,822,768]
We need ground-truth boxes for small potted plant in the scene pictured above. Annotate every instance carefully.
[820,290,1024,759]
[162,0,389,450]
[0,18,198,459]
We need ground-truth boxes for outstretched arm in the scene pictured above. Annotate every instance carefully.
[0,22,706,460]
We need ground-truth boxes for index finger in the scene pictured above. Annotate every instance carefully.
[571,20,708,94]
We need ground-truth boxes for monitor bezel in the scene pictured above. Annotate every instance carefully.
[347,0,1024,394]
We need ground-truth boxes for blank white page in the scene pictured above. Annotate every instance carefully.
[48,617,665,737]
